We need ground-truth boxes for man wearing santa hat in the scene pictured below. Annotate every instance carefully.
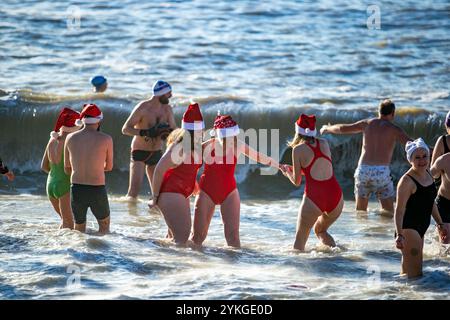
[121,80,177,201]
[64,104,113,234]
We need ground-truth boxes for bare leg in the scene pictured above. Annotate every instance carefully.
[75,223,86,233]
[192,191,216,246]
[97,216,110,235]
[220,189,241,248]
[49,197,61,217]
[145,164,156,195]
[379,197,395,216]
[58,193,74,229]
[294,196,322,251]
[158,193,191,245]
[401,229,424,278]
[356,196,369,212]
[126,160,145,199]
[314,195,343,248]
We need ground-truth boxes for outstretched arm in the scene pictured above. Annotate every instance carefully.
[320,119,368,135]
[240,141,280,169]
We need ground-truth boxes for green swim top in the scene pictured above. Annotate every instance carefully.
[46,152,70,199]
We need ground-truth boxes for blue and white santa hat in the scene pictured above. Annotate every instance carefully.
[152,80,172,96]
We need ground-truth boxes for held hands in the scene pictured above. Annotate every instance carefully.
[279,164,294,179]
[395,234,405,250]
[320,124,331,135]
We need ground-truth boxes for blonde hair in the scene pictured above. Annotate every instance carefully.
[288,133,315,148]
[166,128,199,150]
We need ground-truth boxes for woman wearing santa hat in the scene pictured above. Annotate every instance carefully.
[282,114,343,251]
[150,103,204,245]
[41,107,81,229]
[191,114,282,248]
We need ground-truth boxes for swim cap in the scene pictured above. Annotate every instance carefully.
[405,138,429,162]
[91,75,107,87]
[152,80,172,96]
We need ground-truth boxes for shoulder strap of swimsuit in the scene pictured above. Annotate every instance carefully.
[443,135,450,153]
[406,174,421,188]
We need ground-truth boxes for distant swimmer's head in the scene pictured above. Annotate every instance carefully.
[211,115,239,141]
[76,103,103,130]
[446,111,450,132]
[289,114,317,148]
[405,138,429,168]
[153,80,172,104]
[50,107,81,139]
[379,99,396,120]
[91,75,108,93]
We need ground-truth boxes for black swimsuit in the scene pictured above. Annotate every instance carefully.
[436,134,450,223]
[402,173,437,238]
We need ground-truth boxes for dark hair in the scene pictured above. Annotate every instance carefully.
[379,99,396,116]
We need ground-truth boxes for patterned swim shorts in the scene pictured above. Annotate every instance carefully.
[354,165,395,200]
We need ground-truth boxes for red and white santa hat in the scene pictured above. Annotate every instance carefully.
[181,103,204,130]
[75,103,103,126]
[295,114,317,137]
[212,115,240,138]
[50,107,81,139]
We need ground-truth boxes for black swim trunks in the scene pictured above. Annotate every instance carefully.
[71,184,110,225]
[436,195,450,223]
[131,150,163,166]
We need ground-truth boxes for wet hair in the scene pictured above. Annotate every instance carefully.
[288,133,315,148]
[166,128,198,151]
[379,99,396,116]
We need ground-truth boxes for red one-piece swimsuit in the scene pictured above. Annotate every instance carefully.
[301,140,342,213]
[199,142,237,205]
[160,156,203,198]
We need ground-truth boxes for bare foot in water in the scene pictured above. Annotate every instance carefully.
[316,231,336,247]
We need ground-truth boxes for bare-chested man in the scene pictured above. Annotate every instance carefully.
[320,99,412,214]
[122,80,176,200]
[64,104,113,234]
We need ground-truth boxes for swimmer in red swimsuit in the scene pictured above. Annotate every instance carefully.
[282,114,344,251]
[150,103,204,245]
[192,115,282,248]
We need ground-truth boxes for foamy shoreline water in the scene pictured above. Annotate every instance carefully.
[1,195,449,300]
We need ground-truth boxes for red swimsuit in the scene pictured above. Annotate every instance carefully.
[160,157,202,198]
[199,144,237,205]
[301,140,342,213]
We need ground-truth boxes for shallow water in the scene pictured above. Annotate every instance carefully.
[1,0,450,300]
[1,195,448,300]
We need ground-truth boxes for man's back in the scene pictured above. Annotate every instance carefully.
[66,129,113,186]
[360,118,405,166]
